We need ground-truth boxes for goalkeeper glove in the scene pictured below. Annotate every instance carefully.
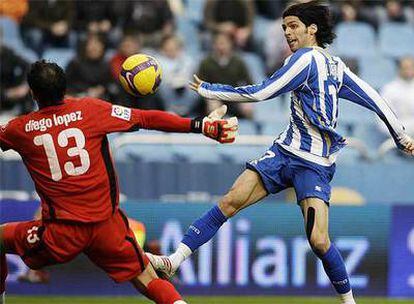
[191,105,238,143]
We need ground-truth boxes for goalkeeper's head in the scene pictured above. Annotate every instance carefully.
[27,60,67,108]
[282,1,336,51]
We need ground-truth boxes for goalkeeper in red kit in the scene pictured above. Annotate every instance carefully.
[0,60,238,304]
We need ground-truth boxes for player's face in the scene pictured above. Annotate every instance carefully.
[282,16,316,52]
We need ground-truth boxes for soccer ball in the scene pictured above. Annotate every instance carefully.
[119,54,162,97]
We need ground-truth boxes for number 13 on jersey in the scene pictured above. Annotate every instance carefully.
[34,128,90,181]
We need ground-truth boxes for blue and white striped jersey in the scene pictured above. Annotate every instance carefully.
[198,47,405,166]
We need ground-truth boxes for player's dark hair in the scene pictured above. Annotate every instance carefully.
[283,1,336,48]
[27,60,66,105]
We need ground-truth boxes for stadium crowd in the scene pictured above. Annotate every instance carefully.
[1,0,414,153]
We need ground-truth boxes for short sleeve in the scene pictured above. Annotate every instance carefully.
[0,119,20,152]
[88,99,144,135]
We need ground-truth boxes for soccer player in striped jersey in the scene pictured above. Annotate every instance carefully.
[147,1,414,303]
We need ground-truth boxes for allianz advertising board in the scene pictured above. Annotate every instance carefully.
[1,200,393,296]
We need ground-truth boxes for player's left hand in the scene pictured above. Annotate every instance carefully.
[202,105,238,143]
[397,133,414,155]
[189,74,204,92]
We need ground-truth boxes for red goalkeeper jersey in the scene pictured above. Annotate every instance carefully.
[0,97,191,222]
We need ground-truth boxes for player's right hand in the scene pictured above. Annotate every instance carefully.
[202,105,238,144]
[189,74,204,92]
[397,133,414,155]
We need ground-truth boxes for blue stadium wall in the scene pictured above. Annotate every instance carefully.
[2,158,414,203]
[1,200,413,298]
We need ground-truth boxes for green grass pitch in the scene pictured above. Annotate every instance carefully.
[6,296,414,304]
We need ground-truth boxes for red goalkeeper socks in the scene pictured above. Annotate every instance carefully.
[146,278,184,304]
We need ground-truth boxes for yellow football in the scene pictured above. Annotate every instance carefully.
[119,54,162,97]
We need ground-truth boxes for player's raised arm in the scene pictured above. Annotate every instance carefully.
[92,99,238,144]
[190,48,312,103]
[339,66,414,155]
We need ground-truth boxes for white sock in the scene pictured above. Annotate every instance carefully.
[169,243,192,270]
[1,291,5,304]
[339,290,356,304]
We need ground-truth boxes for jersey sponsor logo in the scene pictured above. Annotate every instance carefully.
[25,111,83,132]
[111,105,131,121]
[0,123,9,133]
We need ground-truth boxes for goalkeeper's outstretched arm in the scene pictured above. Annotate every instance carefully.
[88,99,238,144]
[137,105,238,144]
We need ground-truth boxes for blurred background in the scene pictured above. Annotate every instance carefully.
[0,0,414,301]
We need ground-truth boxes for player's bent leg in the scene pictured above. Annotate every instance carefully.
[0,223,18,300]
[301,198,331,256]
[301,198,355,304]
[1,222,26,302]
[218,168,269,217]
[130,263,187,304]
[148,169,268,278]
[0,226,7,302]
[182,170,267,252]
[182,169,267,250]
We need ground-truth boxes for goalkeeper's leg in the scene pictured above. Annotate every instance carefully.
[0,224,16,304]
[0,248,6,304]
[130,262,186,304]
[147,169,268,278]
[0,225,11,304]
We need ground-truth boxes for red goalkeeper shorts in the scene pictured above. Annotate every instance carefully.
[2,209,148,283]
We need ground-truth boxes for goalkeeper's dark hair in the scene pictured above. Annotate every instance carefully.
[283,0,336,48]
[27,60,66,105]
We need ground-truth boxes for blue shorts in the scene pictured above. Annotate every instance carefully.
[246,144,336,204]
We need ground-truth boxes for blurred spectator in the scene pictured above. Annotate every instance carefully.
[66,34,112,99]
[406,1,414,24]
[203,0,255,50]
[110,34,141,81]
[0,45,32,117]
[109,34,140,107]
[254,0,287,20]
[333,1,378,29]
[115,0,174,49]
[20,0,75,56]
[264,16,291,73]
[197,32,253,119]
[379,56,414,135]
[74,0,121,46]
[380,0,407,23]
[167,0,185,17]
[0,0,28,23]
[158,35,198,116]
